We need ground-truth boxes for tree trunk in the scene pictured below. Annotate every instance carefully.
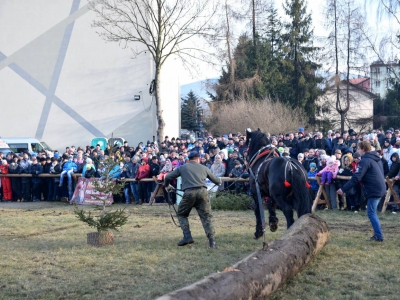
[156,214,329,300]
[155,63,165,141]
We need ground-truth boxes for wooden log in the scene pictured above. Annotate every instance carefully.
[156,214,329,300]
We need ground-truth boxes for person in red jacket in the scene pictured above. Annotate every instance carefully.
[136,157,151,204]
[0,160,12,201]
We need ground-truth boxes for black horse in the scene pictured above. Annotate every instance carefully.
[246,129,312,239]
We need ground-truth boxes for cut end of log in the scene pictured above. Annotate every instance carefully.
[87,231,114,247]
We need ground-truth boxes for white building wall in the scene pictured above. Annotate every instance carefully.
[370,61,400,98]
[0,0,179,151]
[316,82,374,132]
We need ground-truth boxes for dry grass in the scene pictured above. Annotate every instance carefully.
[0,203,399,299]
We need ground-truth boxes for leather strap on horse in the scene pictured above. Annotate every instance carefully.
[249,147,280,169]
[249,167,266,230]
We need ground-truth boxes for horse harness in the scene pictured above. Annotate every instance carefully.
[248,146,309,236]
[248,146,280,233]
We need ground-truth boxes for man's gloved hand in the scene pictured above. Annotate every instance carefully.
[166,184,175,192]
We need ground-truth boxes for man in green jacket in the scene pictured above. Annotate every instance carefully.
[165,151,221,248]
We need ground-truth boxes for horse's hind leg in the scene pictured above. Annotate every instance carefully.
[267,198,279,232]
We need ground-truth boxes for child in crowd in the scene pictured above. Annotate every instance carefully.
[59,155,78,187]
[229,160,244,194]
[317,155,340,185]
[157,159,172,183]
[307,162,319,198]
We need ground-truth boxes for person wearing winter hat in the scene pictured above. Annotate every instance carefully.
[307,162,319,199]
[297,153,304,164]
[317,156,340,210]
[82,158,96,178]
[317,155,340,186]
[164,149,221,248]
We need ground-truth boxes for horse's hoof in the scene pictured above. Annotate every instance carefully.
[269,223,278,232]
[254,231,263,239]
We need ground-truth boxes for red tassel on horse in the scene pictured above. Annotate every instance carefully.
[284,180,291,188]
[305,182,311,189]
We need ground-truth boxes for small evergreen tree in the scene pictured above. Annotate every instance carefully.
[181,91,202,131]
[74,155,128,233]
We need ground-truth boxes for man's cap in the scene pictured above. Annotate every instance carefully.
[310,162,317,169]
[384,138,390,144]
[151,156,158,160]
[298,127,305,132]
[39,157,46,162]
[188,151,200,159]
[386,130,392,134]
[353,152,361,158]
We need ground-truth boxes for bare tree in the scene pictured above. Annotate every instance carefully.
[322,0,367,132]
[360,0,400,82]
[89,0,217,141]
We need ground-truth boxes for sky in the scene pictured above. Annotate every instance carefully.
[178,0,392,87]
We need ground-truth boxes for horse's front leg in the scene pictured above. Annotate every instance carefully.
[253,193,264,239]
[267,197,279,232]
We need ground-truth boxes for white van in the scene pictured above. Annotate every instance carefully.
[2,138,53,155]
[0,139,11,156]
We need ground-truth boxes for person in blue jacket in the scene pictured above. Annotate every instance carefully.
[337,141,386,242]
[59,155,78,200]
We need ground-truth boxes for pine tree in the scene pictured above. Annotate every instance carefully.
[181,91,201,131]
[281,0,322,118]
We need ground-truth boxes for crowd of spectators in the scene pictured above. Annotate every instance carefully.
[0,127,399,213]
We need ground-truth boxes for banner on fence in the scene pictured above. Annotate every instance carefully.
[70,178,113,205]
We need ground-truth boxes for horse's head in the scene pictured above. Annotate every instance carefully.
[246,128,270,161]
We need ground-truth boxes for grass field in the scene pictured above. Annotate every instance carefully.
[0,202,399,299]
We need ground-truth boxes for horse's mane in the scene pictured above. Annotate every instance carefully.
[247,130,271,159]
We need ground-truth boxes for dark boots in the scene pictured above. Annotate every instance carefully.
[177,229,194,246]
[208,237,217,249]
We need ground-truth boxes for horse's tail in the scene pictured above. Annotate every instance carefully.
[289,159,312,216]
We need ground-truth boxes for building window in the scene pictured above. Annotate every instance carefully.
[374,67,380,74]
[387,67,391,74]
[376,81,380,87]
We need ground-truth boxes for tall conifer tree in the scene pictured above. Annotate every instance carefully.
[181,91,202,131]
